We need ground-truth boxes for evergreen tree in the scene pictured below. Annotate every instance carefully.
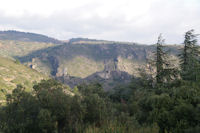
[155,34,166,84]
[179,29,200,81]
[154,34,177,85]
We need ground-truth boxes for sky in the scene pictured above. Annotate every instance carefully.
[0,0,199,44]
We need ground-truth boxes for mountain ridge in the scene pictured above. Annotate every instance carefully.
[0,30,63,44]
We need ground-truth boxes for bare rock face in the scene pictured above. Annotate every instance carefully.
[99,59,119,79]
[30,58,37,69]
[56,70,133,90]
[89,70,132,82]
[26,58,38,70]
[97,71,111,79]
[56,67,68,77]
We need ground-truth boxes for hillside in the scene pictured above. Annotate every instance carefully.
[18,42,180,88]
[0,30,63,44]
[19,42,180,76]
[18,43,152,76]
[0,40,58,59]
[0,31,180,89]
[0,56,48,102]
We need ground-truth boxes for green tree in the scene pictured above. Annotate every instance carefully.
[153,34,178,85]
[37,109,56,133]
[33,79,73,133]
[0,85,40,133]
[138,34,176,89]
[155,34,166,84]
[179,29,200,81]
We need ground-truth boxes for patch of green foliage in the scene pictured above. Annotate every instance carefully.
[0,80,159,133]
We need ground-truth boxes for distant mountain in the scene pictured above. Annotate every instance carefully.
[69,37,137,45]
[0,30,63,44]
[18,42,180,85]
[0,30,181,89]
[69,38,112,44]
[0,56,48,102]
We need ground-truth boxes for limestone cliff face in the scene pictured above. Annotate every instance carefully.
[19,41,180,89]
[56,70,133,90]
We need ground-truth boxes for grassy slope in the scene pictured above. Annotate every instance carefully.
[59,56,104,78]
[0,40,57,59]
[0,56,48,101]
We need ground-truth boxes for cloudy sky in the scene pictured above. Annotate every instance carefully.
[0,0,199,44]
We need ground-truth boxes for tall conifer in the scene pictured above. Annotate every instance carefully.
[179,29,200,81]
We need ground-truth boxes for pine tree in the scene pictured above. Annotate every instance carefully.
[156,34,166,84]
[154,34,178,85]
[179,29,200,81]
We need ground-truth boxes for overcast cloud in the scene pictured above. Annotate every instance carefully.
[0,0,199,44]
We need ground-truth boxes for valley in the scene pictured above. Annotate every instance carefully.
[0,30,199,133]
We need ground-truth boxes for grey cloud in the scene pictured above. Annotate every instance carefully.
[0,0,200,44]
